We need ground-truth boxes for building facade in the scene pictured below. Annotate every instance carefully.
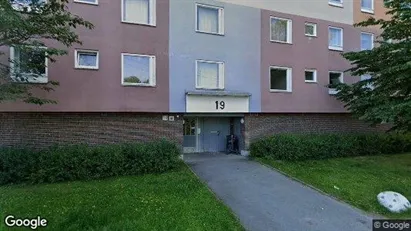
[0,0,389,153]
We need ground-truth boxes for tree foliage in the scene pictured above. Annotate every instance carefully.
[0,0,93,105]
[335,0,411,132]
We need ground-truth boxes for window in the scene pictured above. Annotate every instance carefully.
[121,53,156,86]
[195,4,224,35]
[361,32,374,50]
[196,60,224,89]
[305,23,317,37]
[361,74,375,89]
[305,69,317,83]
[9,46,48,83]
[329,27,343,51]
[122,0,156,26]
[329,0,343,7]
[270,17,292,43]
[74,0,98,5]
[11,0,46,12]
[361,0,374,13]
[270,66,292,92]
[183,118,196,136]
[75,50,99,69]
[328,71,343,94]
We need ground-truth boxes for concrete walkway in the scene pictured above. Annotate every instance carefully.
[184,153,375,231]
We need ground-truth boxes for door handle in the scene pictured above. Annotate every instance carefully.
[217,131,220,136]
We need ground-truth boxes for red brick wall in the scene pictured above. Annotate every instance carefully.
[244,113,389,149]
[0,113,183,149]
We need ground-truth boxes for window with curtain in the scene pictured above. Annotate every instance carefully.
[361,0,373,11]
[122,54,156,86]
[196,4,223,34]
[196,60,224,89]
[329,27,343,50]
[123,0,155,25]
[76,50,98,69]
[271,17,290,43]
[361,33,373,50]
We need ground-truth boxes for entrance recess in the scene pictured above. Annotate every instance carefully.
[183,115,243,153]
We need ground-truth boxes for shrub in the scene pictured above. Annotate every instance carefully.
[250,133,411,161]
[0,139,181,185]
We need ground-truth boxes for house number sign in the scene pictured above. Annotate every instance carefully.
[186,95,249,113]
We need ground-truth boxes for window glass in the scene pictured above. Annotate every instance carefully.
[329,72,342,88]
[122,55,152,85]
[77,52,98,68]
[329,27,342,48]
[361,0,373,10]
[305,71,315,82]
[197,6,219,34]
[270,68,288,90]
[197,61,220,89]
[123,0,150,24]
[271,18,289,42]
[361,33,373,50]
[305,23,316,36]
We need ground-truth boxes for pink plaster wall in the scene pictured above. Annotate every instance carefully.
[261,10,362,113]
[0,0,169,112]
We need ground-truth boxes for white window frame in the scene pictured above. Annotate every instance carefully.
[328,26,344,51]
[328,71,344,94]
[361,0,374,13]
[74,50,99,70]
[361,32,374,51]
[305,22,317,37]
[195,59,225,90]
[121,53,156,87]
[270,16,293,44]
[329,0,343,7]
[9,46,48,84]
[304,69,317,83]
[269,66,292,93]
[74,0,98,5]
[195,3,225,35]
[121,0,156,26]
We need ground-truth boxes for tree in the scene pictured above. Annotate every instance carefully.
[335,0,411,133]
[0,0,93,105]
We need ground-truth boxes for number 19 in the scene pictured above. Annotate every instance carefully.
[215,101,225,110]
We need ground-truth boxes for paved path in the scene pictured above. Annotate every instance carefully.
[184,153,375,231]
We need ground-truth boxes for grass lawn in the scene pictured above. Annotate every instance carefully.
[257,153,411,219]
[0,164,244,231]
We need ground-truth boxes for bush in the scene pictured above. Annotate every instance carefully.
[250,133,411,161]
[0,139,181,185]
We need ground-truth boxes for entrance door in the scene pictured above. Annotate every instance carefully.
[201,117,229,152]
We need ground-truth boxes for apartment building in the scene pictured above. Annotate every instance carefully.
[0,0,389,154]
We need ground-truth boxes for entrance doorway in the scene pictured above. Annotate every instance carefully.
[183,116,243,153]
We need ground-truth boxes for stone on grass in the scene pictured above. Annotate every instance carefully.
[377,191,411,213]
